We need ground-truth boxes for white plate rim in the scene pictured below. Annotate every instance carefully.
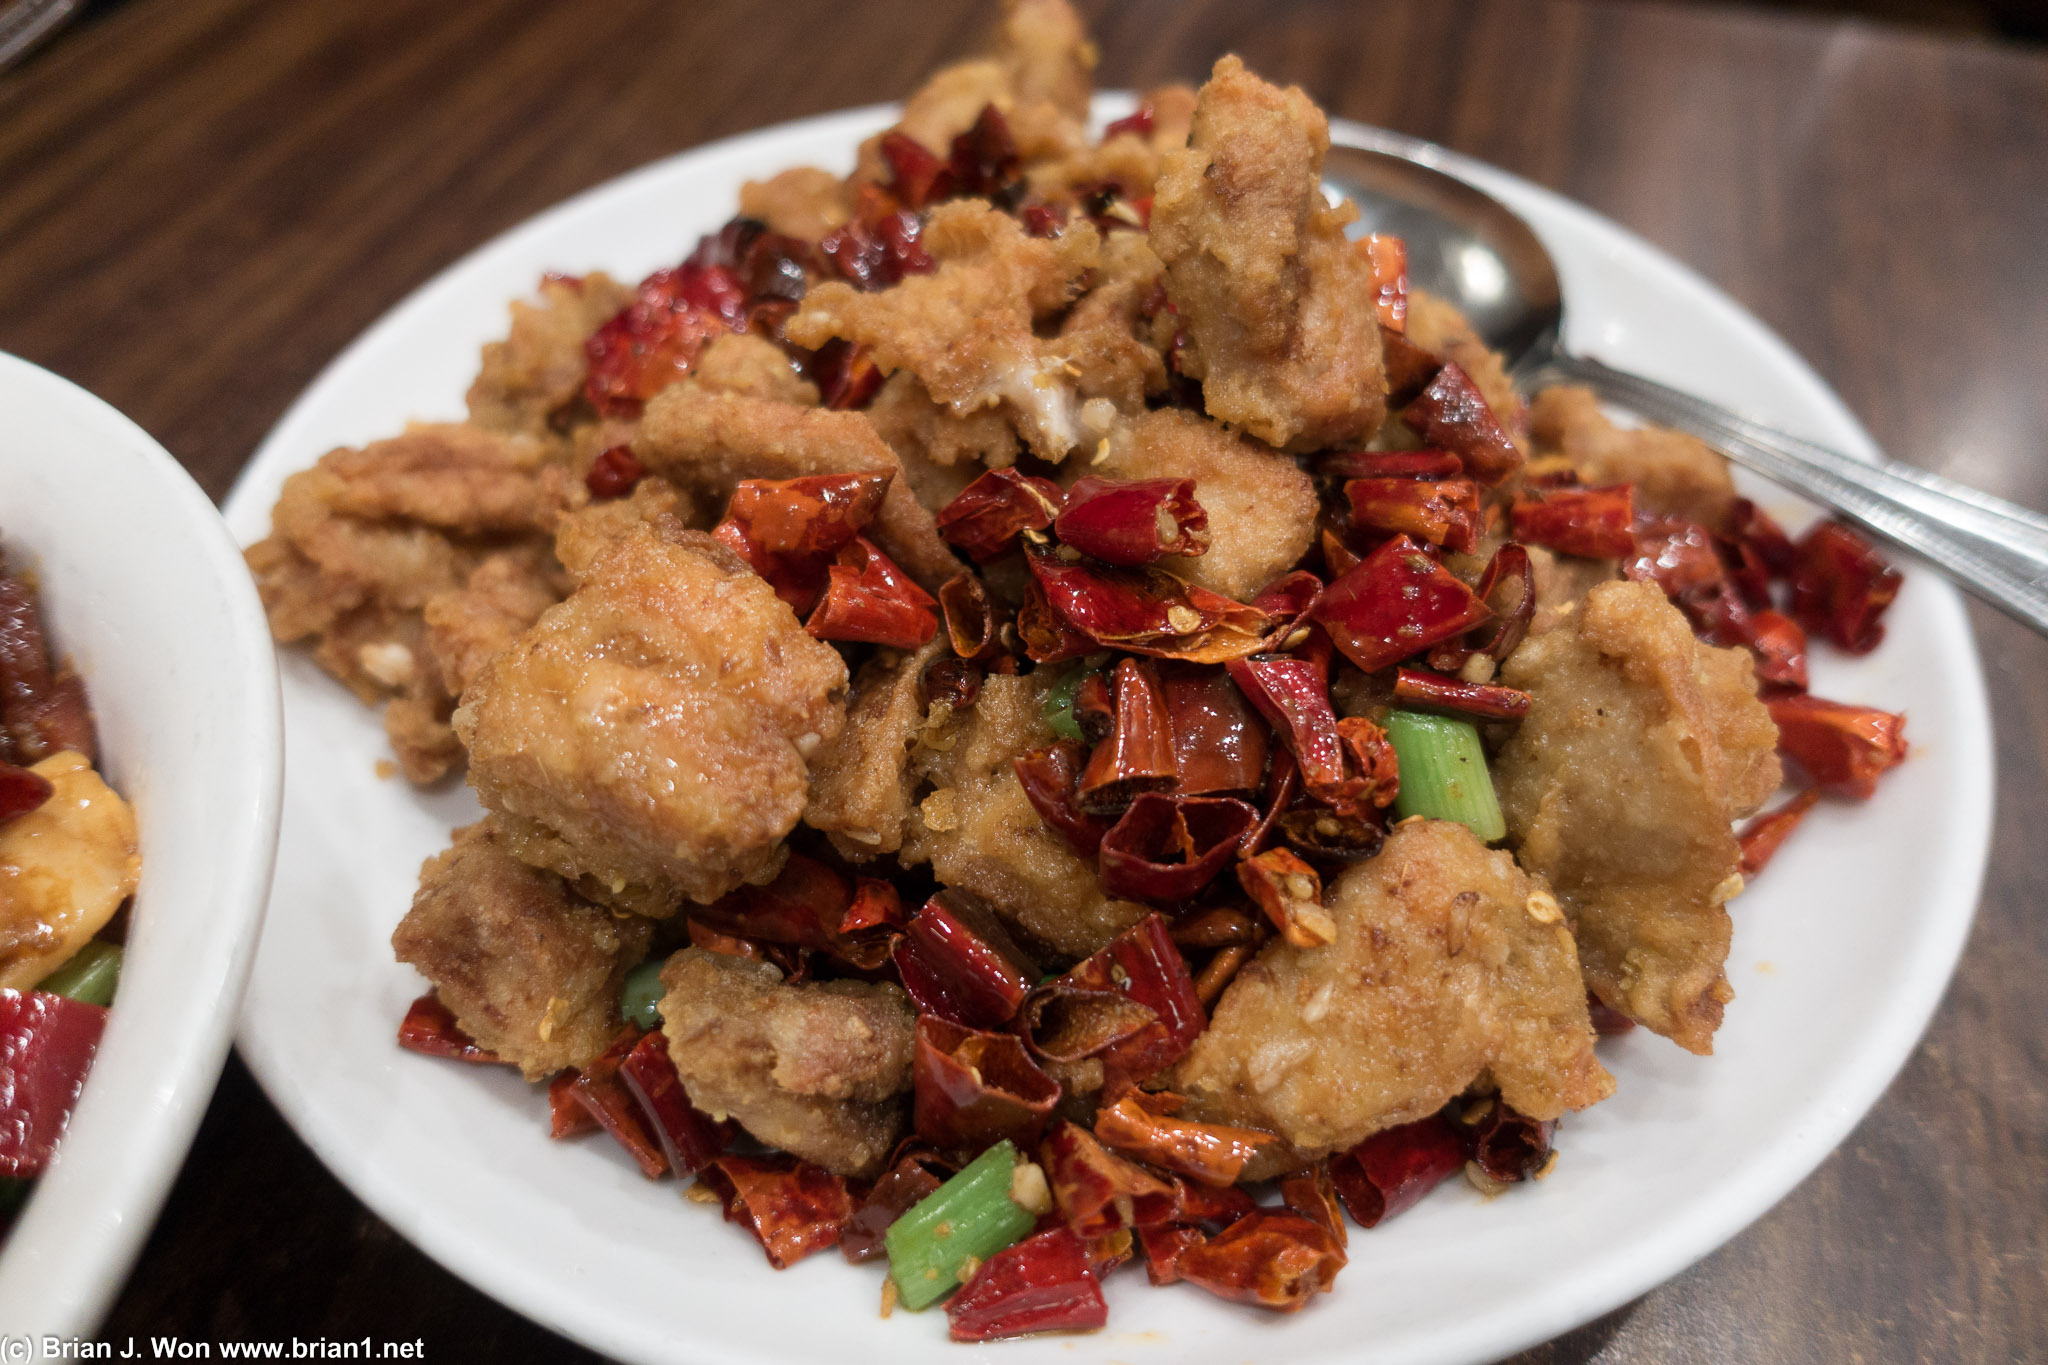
[222,97,1995,1365]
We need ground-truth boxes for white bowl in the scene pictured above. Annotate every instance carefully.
[0,354,283,1335]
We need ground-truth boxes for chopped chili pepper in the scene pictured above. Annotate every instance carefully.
[1381,326,1446,407]
[805,536,939,650]
[1014,741,1111,860]
[947,104,1022,199]
[1738,788,1822,877]
[1238,848,1334,948]
[1403,363,1522,485]
[1789,520,1902,654]
[936,468,1065,561]
[1168,905,1263,949]
[1327,1115,1467,1228]
[1322,449,1465,482]
[1313,534,1493,673]
[879,130,954,209]
[569,1027,668,1179]
[1172,1210,1346,1311]
[0,989,108,1177]
[809,339,886,410]
[1510,484,1636,560]
[691,853,897,971]
[698,1154,855,1269]
[946,1224,1108,1341]
[1280,1164,1349,1248]
[546,1071,597,1139]
[1746,608,1809,691]
[584,263,740,417]
[1392,668,1533,720]
[1767,693,1907,798]
[1138,1223,1205,1286]
[1092,1090,1278,1186]
[937,572,1006,662]
[1727,498,1798,576]
[913,1015,1062,1152]
[1102,102,1155,140]
[1041,1119,1172,1238]
[1024,540,1272,664]
[1097,793,1258,903]
[1129,1175,1258,1232]
[1344,477,1483,553]
[1077,658,1177,814]
[1031,914,1206,1087]
[1463,1101,1555,1183]
[841,1148,953,1263]
[892,896,1035,1029]
[1159,664,1268,796]
[1054,476,1210,564]
[396,993,501,1065]
[584,445,646,500]
[725,471,891,555]
[617,1029,730,1176]
[1362,233,1408,332]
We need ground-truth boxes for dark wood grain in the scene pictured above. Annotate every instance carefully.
[1,0,2043,1359]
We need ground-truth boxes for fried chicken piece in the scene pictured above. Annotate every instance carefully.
[1495,580,1780,1053]
[392,817,652,1081]
[1027,84,1198,200]
[1526,543,1621,637]
[246,423,579,782]
[551,475,698,582]
[1084,409,1316,602]
[785,202,1101,463]
[467,272,633,442]
[456,525,848,914]
[690,332,820,406]
[421,544,567,699]
[0,752,141,992]
[804,636,947,860]
[1164,819,1612,1178]
[996,0,1095,122]
[1056,232,1169,414]
[903,672,1148,958]
[866,373,1020,476]
[660,947,915,1178]
[633,384,961,589]
[1529,386,1737,527]
[1150,57,1386,454]
[738,167,851,243]
[1405,287,1523,432]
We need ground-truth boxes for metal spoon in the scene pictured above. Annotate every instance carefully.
[1323,128,2048,637]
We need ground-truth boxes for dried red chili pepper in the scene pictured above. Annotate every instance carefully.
[0,989,106,1177]
[1169,905,1264,949]
[892,895,1035,1029]
[880,130,954,209]
[1035,914,1206,1086]
[725,471,891,555]
[1767,693,1907,798]
[1720,531,1774,609]
[1381,327,1446,407]
[946,1224,1108,1341]
[1093,1090,1278,1186]
[1019,986,1156,1072]
[1042,1120,1174,1238]
[1746,608,1809,691]
[396,994,501,1065]
[547,1071,596,1139]
[1084,1227,1134,1277]
[584,263,741,417]
[1016,578,1098,664]
[1102,102,1156,141]
[1249,570,1326,639]
[947,104,1022,198]
[1392,668,1532,720]
[617,1029,731,1176]
[1790,520,1902,654]
[1138,1223,1205,1286]
[1363,233,1408,332]
[1344,477,1483,554]
[1312,534,1493,673]
[1097,793,1258,902]
[1626,516,1727,600]
[1172,1210,1346,1311]
[913,1015,1062,1152]
[936,468,1065,561]
[808,339,886,410]
[1320,527,1363,580]
[1738,788,1822,877]
[692,854,896,971]
[698,1155,855,1269]
[1071,671,1115,743]
[569,1027,668,1178]
[1466,542,1537,663]
[1280,1164,1349,1248]
[937,571,1006,662]
[1025,541,1272,664]
[1586,996,1637,1036]
[806,536,939,650]
[1275,803,1387,863]
[818,189,933,289]
[584,445,646,500]
[1727,498,1798,576]
[1322,449,1465,482]
[840,877,906,936]
[841,1148,952,1263]
[1077,658,1177,814]
[1054,476,1210,564]
[1159,664,1268,796]
[1511,484,1636,560]
[1227,653,1346,794]
[923,656,984,712]
[1130,1175,1259,1231]
[1463,1101,1554,1182]
[1403,363,1522,485]
[712,517,830,616]
[1238,848,1334,949]
[1193,944,1254,1007]
[1014,741,1112,860]
[1327,1116,1467,1228]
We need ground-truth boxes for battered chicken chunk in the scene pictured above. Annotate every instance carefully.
[1150,57,1386,453]
[550,475,698,583]
[1406,287,1523,431]
[1526,544,1620,638]
[1495,580,1780,1053]
[738,167,850,243]
[1085,409,1317,602]
[1056,232,1170,415]
[785,202,1102,463]
[1529,386,1737,527]
[456,525,848,915]
[804,637,947,860]
[1027,84,1197,200]
[466,272,634,442]
[392,817,652,1081]
[633,386,961,590]
[421,545,566,699]
[904,672,1148,958]
[1165,820,1612,1177]
[660,947,915,1178]
[0,752,141,992]
[688,332,820,407]
[245,423,579,781]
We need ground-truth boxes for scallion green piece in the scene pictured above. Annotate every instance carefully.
[619,958,665,1031]
[1385,709,1506,842]
[37,941,122,1007]
[884,1139,1036,1310]
[1042,666,1093,743]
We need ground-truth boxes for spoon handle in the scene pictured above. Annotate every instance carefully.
[1530,348,2048,636]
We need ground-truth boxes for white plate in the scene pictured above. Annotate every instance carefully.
[223,98,1993,1365]
[0,354,283,1335]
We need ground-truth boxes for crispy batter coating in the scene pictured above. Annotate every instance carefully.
[996,0,1095,122]
[690,332,819,406]
[903,672,1148,958]
[1150,57,1386,453]
[467,272,633,442]
[1085,409,1316,602]
[456,526,848,914]
[1404,287,1524,432]
[421,546,566,699]
[1529,386,1736,527]
[1526,543,1620,638]
[738,167,851,243]
[804,637,947,860]
[246,423,579,781]
[1057,232,1169,414]
[1027,84,1198,200]
[633,386,962,590]
[660,947,915,1177]
[1496,580,1780,1053]
[551,475,698,583]
[785,202,1101,463]
[1165,819,1612,1176]
[392,817,652,1081]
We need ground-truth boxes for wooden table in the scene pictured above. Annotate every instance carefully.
[3,0,2043,1357]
